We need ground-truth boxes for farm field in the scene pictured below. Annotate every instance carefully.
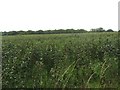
[2,32,119,88]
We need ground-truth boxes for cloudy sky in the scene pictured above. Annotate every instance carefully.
[0,0,119,31]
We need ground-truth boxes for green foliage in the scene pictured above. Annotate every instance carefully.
[107,29,114,32]
[2,29,87,35]
[90,27,106,32]
[2,32,118,88]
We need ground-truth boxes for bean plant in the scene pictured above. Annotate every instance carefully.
[2,32,119,88]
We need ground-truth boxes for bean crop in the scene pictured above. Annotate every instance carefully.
[2,32,119,88]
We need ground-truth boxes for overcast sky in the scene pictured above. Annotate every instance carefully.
[0,0,119,31]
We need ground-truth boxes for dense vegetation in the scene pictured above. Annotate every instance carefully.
[2,32,119,88]
[2,27,114,36]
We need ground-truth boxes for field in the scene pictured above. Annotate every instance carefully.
[2,32,119,88]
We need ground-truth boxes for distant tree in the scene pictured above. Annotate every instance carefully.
[1,28,88,35]
[90,29,96,32]
[27,30,35,34]
[18,30,26,35]
[96,27,105,32]
[2,31,8,36]
[77,29,87,33]
[36,30,43,34]
[56,29,65,33]
[8,31,18,35]
[90,27,105,32]
[44,30,52,34]
[65,29,74,33]
[106,29,114,32]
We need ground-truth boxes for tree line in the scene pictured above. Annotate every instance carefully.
[2,27,115,36]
